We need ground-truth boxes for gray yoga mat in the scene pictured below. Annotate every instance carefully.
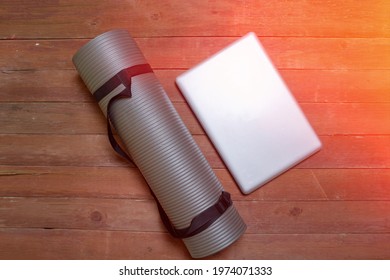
[72,29,246,258]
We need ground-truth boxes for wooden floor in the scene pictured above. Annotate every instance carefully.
[0,1,389,260]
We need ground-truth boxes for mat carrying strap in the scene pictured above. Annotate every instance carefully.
[93,64,232,239]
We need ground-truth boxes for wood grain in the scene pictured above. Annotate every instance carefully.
[1,102,389,135]
[1,69,389,103]
[1,37,389,71]
[1,198,389,234]
[1,229,389,260]
[1,167,390,201]
[1,0,389,38]
[1,134,389,168]
[0,0,389,260]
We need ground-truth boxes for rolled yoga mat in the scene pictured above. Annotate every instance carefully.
[72,29,246,258]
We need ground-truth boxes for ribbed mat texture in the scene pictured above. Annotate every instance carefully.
[72,29,246,258]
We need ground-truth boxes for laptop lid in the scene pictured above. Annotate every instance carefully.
[176,32,321,194]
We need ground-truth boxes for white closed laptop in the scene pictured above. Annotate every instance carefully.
[176,32,322,194]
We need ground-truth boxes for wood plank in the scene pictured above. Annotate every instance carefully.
[1,198,389,234]
[1,38,389,71]
[0,0,389,38]
[1,229,389,260]
[313,169,390,201]
[0,229,189,260]
[225,233,390,260]
[300,103,390,135]
[251,169,390,201]
[0,197,164,232]
[0,134,389,168]
[196,135,390,169]
[280,69,390,103]
[0,166,328,201]
[0,102,105,135]
[0,69,93,102]
[0,134,126,167]
[1,167,389,201]
[127,37,390,70]
[0,166,149,199]
[2,69,390,103]
[297,135,390,169]
[239,201,390,234]
[0,69,183,103]
[1,102,389,135]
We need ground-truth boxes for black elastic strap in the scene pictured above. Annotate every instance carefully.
[94,64,153,103]
[153,190,232,238]
[94,64,153,165]
[94,64,232,239]
[106,91,134,164]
